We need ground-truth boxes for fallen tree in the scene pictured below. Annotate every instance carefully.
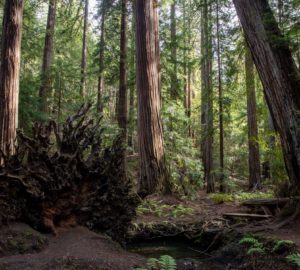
[0,104,139,242]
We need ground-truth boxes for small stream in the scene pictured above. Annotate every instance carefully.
[127,238,226,270]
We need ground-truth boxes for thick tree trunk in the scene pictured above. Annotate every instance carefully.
[117,0,128,170]
[39,0,56,114]
[216,0,225,192]
[234,0,300,193]
[245,47,261,190]
[80,0,89,97]
[201,0,214,193]
[97,2,106,113]
[170,0,178,100]
[136,0,170,196]
[0,0,24,157]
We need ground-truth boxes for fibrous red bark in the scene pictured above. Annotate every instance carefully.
[0,0,24,157]
[245,47,261,190]
[136,0,170,196]
[233,0,300,194]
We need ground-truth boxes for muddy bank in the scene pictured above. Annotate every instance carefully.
[0,222,299,270]
[0,224,145,270]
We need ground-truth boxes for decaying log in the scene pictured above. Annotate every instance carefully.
[223,213,272,220]
[242,198,290,207]
[0,104,139,242]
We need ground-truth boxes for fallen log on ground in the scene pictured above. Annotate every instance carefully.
[0,104,139,242]
[223,213,272,220]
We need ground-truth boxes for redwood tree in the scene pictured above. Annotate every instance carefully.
[0,0,24,156]
[201,0,214,193]
[216,0,225,192]
[97,0,106,113]
[170,0,178,100]
[80,0,89,97]
[117,0,128,169]
[245,47,261,190]
[136,0,170,196]
[234,0,300,193]
[39,0,57,114]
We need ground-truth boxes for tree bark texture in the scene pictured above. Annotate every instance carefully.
[97,1,106,113]
[136,0,170,196]
[128,0,136,149]
[170,0,178,100]
[234,0,300,193]
[216,0,225,192]
[39,0,57,114]
[245,47,261,190]
[200,0,214,193]
[0,0,24,157]
[117,0,128,170]
[80,0,89,97]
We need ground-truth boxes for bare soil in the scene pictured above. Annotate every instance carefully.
[0,224,145,270]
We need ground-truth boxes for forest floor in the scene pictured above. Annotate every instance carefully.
[131,191,300,247]
[0,191,299,270]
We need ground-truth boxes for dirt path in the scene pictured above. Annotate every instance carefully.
[0,224,145,270]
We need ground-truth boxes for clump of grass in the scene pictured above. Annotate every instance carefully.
[137,200,194,218]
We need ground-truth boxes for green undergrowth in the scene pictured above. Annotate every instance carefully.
[133,255,176,270]
[137,200,194,218]
[209,191,274,204]
[238,234,299,267]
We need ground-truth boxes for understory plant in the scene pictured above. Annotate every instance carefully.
[134,255,176,270]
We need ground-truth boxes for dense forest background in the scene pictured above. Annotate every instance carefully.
[0,0,300,196]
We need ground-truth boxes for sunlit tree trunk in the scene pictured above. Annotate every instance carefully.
[0,0,24,157]
[201,0,214,193]
[234,0,300,193]
[170,0,178,100]
[97,1,106,113]
[128,0,136,149]
[216,0,225,192]
[117,0,128,170]
[136,0,170,196]
[39,0,57,114]
[245,47,261,190]
[80,0,89,97]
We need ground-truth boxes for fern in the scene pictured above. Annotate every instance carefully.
[287,253,300,267]
[159,255,176,270]
[134,255,177,270]
[272,240,294,252]
[146,258,160,269]
[239,235,265,255]
[247,247,265,255]
[239,236,261,247]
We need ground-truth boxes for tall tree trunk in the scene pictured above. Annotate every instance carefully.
[234,0,300,193]
[216,0,225,192]
[201,0,214,193]
[97,1,106,113]
[80,0,88,97]
[183,0,192,136]
[136,0,170,196]
[170,0,178,100]
[277,0,283,28]
[39,0,57,114]
[0,0,24,157]
[128,0,136,149]
[245,47,261,190]
[117,0,128,169]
